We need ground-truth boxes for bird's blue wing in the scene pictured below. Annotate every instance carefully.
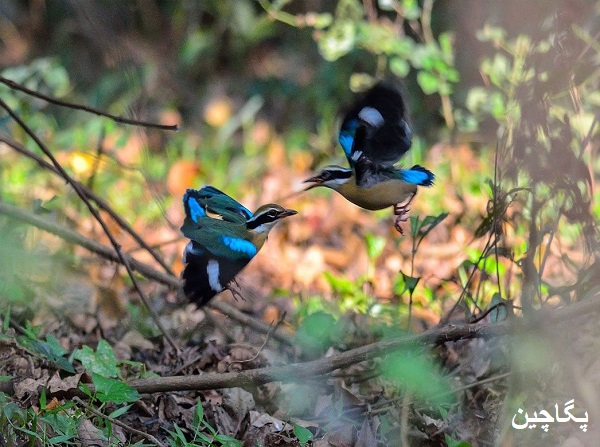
[183,186,253,226]
[399,165,435,186]
[355,161,434,189]
[181,219,257,261]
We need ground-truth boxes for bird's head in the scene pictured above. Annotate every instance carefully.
[246,204,297,234]
[303,166,353,192]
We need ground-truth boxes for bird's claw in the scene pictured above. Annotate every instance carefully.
[393,194,416,234]
[394,217,405,234]
[226,279,246,302]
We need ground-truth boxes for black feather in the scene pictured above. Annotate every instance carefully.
[341,81,412,167]
[182,241,251,306]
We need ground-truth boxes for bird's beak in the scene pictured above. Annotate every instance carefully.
[302,175,323,190]
[279,209,298,218]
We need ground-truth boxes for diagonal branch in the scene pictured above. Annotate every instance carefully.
[0,200,295,346]
[109,294,600,393]
[0,76,178,131]
[0,98,178,351]
[0,136,175,276]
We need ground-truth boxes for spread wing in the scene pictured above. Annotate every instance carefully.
[339,82,412,169]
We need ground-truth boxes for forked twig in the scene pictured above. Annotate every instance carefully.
[228,311,287,368]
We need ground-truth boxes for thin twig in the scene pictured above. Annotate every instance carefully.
[0,76,178,131]
[0,200,295,346]
[73,397,166,447]
[438,232,495,326]
[0,136,175,276]
[469,301,508,324]
[0,98,178,351]
[229,311,287,368]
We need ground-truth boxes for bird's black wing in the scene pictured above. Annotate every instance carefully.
[339,82,412,168]
[182,240,251,306]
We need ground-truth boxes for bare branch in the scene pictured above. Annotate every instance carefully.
[0,98,178,351]
[127,295,600,393]
[0,76,179,131]
[0,136,175,276]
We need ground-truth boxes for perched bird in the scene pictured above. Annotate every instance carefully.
[181,186,296,306]
[304,82,434,232]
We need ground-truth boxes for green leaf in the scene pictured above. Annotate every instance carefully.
[215,434,243,446]
[323,271,355,295]
[438,406,448,419]
[293,423,313,445]
[92,373,140,404]
[17,337,75,374]
[48,434,75,445]
[417,213,449,239]
[417,70,440,94]
[365,233,386,260]
[44,334,66,357]
[172,424,187,443]
[108,404,133,419]
[73,340,119,378]
[381,345,453,405]
[194,401,204,426]
[389,57,410,77]
[445,434,472,447]
[40,388,46,410]
[398,270,420,295]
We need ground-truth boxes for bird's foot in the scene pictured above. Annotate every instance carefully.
[393,193,416,234]
[226,278,246,302]
[394,217,405,234]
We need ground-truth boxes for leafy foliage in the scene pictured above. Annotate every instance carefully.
[0,0,598,445]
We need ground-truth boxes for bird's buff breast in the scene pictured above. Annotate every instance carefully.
[337,180,417,210]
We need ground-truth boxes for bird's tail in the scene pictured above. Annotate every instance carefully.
[182,242,219,307]
[400,165,435,186]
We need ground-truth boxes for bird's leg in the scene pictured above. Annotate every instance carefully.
[393,192,416,233]
[226,278,246,302]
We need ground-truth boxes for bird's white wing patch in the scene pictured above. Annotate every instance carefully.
[207,259,223,292]
[358,107,384,127]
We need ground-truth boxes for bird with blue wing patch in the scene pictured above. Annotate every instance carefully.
[181,186,296,306]
[304,81,434,233]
